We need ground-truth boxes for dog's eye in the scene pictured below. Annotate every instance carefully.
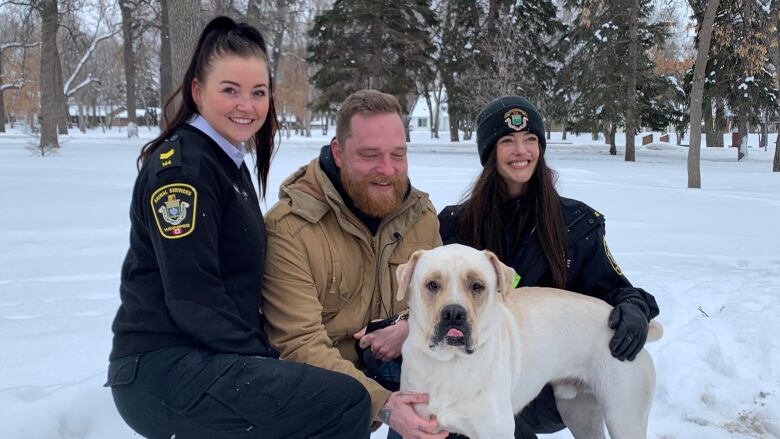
[425,280,439,293]
[470,282,484,294]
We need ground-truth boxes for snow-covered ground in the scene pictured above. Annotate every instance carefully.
[1,126,778,438]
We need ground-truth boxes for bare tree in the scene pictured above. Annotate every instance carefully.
[159,0,173,114]
[39,0,59,150]
[687,0,721,188]
[624,0,639,162]
[120,0,137,125]
[0,42,38,132]
[246,0,296,79]
[768,0,780,172]
[168,0,201,89]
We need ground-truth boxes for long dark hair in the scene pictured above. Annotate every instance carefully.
[457,150,568,289]
[138,16,278,198]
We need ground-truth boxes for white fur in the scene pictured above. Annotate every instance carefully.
[399,244,662,439]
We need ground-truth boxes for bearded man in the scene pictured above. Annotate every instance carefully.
[262,90,446,439]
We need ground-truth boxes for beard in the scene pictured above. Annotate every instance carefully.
[340,167,409,218]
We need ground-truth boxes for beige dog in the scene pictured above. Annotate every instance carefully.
[397,244,663,439]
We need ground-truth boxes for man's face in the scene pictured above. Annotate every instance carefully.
[332,112,409,218]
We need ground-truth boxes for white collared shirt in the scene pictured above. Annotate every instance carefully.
[188,114,246,169]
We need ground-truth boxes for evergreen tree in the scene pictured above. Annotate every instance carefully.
[707,0,776,159]
[439,0,481,141]
[560,0,669,153]
[307,0,437,118]
[440,0,563,140]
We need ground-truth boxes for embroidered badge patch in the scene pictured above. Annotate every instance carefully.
[603,237,623,275]
[150,183,197,239]
[504,108,528,131]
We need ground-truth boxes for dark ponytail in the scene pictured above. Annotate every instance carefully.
[138,16,278,199]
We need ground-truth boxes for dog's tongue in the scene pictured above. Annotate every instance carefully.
[447,328,464,337]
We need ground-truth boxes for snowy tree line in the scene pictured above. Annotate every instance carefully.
[0,0,778,171]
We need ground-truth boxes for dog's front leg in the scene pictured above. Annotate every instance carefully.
[471,398,515,439]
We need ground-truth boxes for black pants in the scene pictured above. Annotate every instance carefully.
[107,345,371,439]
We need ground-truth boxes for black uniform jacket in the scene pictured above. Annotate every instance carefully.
[438,197,659,315]
[110,125,277,361]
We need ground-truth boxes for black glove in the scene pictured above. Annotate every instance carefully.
[608,297,650,361]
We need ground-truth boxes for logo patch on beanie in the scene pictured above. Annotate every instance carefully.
[504,109,528,131]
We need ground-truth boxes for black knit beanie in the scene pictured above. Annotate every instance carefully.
[476,96,546,166]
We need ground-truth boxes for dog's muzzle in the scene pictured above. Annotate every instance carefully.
[431,304,474,354]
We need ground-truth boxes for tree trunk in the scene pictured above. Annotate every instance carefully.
[562,120,567,140]
[0,53,5,133]
[168,0,201,96]
[54,46,68,135]
[424,91,435,138]
[449,118,459,142]
[624,0,639,162]
[703,97,715,147]
[432,84,442,139]
[120,0,137,125]
[760,110,768,149]
[78,102,86,133]
[687,0,720,188]
[159,0,173,123]
[487,0,499,35]
[737,105,748,160]
[775,122,780,172]
[39,0,59,150]
[0,91,5,133]
[609,123,617,155]
[714,99,726,148]
[605,120,616,155]
[768,0,780,171]
[269,1,287,80]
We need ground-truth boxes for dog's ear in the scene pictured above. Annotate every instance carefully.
[396,250,424,301]
[484,250,517,298]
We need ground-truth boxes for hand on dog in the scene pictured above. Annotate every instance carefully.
[377,391,448,439]
[608,299,649,361]
[354,319,409,362]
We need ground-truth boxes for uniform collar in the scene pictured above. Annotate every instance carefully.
[188,114,246,168]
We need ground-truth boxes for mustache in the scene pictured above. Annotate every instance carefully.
[365,175,404,185]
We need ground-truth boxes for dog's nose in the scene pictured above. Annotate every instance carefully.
[440,304,467,326]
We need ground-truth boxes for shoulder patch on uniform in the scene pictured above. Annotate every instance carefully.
[150,183,197,239]
[155,134,182,174]
[603,237,622,275]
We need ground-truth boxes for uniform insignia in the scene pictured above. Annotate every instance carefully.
[160,148,175,160]
[603,237,623,275]
[512,273,522,288]
[155,136,182,174]
[503,108,528,131]
[150,183,197,239]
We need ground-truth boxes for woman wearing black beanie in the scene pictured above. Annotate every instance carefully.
[438,96,660,438]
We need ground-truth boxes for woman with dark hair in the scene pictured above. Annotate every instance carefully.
[438,96,660,438]
[106,16,371,439]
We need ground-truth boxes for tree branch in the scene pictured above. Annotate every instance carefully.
[63,28,119,96]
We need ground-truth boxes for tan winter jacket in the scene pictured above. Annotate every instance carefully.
[261,158,441,419]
